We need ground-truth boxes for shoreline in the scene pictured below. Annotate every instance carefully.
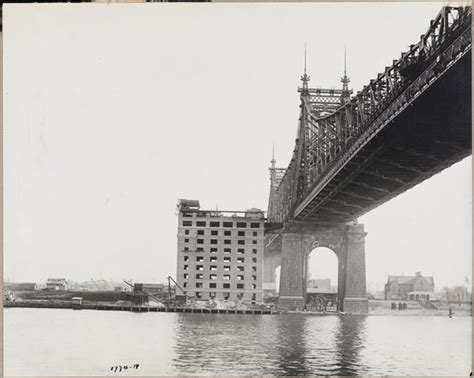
[4,301,471,317]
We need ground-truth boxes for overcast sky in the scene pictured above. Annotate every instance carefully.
[4,2,471,291]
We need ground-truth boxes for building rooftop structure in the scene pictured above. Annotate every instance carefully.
[177,199,265,219]
[387,272,434,287]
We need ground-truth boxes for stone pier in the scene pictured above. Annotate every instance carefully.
[275,222,368,314]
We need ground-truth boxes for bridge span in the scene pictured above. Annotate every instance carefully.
[264,6,471,313]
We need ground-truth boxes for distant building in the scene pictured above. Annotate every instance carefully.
[384,272,434,300]
[176,199,265,303]
[133,283,167,296]
[307,278,334,293]
[46,278,68,291]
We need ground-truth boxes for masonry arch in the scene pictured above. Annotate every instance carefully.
[305,247,340,311]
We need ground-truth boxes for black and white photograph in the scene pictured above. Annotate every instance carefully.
[3,1,472,376]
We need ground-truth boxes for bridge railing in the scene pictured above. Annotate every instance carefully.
[268,6,471,224]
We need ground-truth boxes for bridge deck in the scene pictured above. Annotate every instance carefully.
[295,50,471,224]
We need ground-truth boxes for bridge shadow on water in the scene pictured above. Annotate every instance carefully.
[170,313,368,375]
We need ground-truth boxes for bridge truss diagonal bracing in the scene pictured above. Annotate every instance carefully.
[267,6,472,225]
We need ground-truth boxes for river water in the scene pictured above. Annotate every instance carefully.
[4,308,471,376]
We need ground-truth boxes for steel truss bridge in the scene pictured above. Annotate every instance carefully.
[267,6,471,228]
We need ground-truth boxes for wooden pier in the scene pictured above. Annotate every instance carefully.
[4,301,275,315]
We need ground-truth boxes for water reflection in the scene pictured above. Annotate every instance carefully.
[172,314,275,374]
[274,315,310,375]
[171,313,368,375]
[334,315,368,375]
[5,309,471,376]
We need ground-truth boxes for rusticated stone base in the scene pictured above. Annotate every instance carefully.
[343,297,369,314]
[278,296,305,310]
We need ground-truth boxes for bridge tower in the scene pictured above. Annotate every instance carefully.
[266,50,368,314]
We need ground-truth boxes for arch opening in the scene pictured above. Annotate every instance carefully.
[275,265,281,294]
[262,258,281,303]
[306,247,339,311]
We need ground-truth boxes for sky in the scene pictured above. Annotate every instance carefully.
[4,2,471,291]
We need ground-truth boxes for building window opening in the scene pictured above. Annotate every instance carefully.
[237,283,244,289]
[223,275,231,280]
[210,265,217,271]
[196,265,204,271]
[210,274,217,280]
[196,282,203,288]
[250,223,260,229]
[196,221,206,227]
[224,230,231,236]
[183,221,192,227]
[196,256,204,262]
[210,221,220,227]
[237,222,247,228]
[238,231,245,237]
[210,239,218,245]
[237,266,244,272]
[210,248,218,253]
[237,275,244,280]
[237,257,244,263]
[211,230,218,236]
[224,248,231,254]
[223,266,231,271]
[197,230,204,236]
[196,274,203,279]
[209,283,217,289]
[223,222,233,228]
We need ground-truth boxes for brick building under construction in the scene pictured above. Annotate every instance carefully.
[176,199,265,303]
